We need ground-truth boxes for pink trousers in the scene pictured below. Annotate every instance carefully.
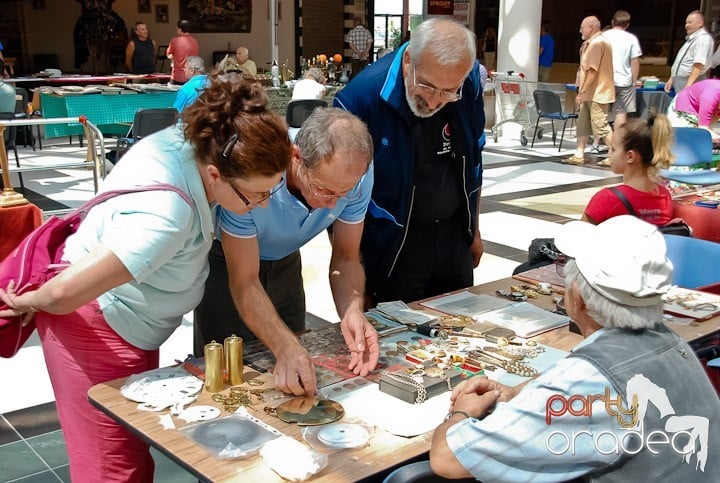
[36,300,159,483]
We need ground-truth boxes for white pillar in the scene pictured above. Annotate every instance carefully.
[494,0,542,142]
[270,0,279,63]
[497,0,542,80]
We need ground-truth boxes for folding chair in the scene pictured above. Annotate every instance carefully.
[0,111,22,190]
[660,127,720,186]
[285,99,327,128]
[531,90,578,152]
[115,107,178,162]
[155,45,168,73]
[14,87,36,151]
[663,234,720,289]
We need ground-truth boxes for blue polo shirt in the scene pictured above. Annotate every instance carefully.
[218,163,373,260]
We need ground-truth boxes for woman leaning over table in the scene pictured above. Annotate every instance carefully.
[583,113,673,226]
[0,73,292,483]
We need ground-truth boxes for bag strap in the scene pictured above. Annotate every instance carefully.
[609,186,638,217]
[65,183,193,220]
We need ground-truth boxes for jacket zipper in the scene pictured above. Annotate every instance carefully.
[460,154,472,237]
[387,185,416,279]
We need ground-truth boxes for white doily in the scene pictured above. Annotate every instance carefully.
[121,366,203,411]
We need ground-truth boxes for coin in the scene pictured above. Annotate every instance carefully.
[386,350,399,357]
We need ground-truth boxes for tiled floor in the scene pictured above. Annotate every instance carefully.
[0,130,619,482]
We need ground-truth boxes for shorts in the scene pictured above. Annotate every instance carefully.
[611,86,637,114]
[577,101,612,138]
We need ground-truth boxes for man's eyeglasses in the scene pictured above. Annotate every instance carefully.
[220,133,285,207]
[411,64,463,102]
[301,164,361,202]
[554,254,568,277]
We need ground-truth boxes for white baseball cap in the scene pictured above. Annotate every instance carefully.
[554,216,673,306]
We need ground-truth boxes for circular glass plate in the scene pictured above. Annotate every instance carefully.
[317,423,370,446]
[302,420,374,451]
[192,418,262,450]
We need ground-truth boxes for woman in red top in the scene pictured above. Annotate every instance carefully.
[583,114,674,225]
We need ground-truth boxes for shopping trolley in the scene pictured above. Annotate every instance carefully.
[490,71,538,146]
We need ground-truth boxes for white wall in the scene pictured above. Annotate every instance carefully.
[22,0,295,74]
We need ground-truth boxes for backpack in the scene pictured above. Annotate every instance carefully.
[0,184,192,358]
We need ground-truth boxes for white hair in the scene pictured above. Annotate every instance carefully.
[408,18,476,66]
[564,259,664,330]
[186,56,205,74]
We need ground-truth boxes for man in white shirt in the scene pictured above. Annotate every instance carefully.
[665,10,714,94]
[603,10,642,127]
[291,67,326,100]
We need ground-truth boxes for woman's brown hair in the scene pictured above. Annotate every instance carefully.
[182,72,291,180]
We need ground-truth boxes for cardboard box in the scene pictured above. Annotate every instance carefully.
[379,367,463,404]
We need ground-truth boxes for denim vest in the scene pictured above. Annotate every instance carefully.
[569,324,720,482]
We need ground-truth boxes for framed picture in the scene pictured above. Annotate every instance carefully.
[180,0,252,33]
[32,0,46,10]
[155,4,169,23]
[138,0,151,14]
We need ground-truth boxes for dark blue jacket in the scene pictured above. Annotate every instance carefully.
[334,44,486,297]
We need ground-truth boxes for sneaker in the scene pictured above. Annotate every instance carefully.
[597,159,611,167]
[563,154,586,165]
[589,145,601,155]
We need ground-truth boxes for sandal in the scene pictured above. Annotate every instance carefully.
[563,154,585,166]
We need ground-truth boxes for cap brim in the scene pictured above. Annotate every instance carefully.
[554,220,595,260]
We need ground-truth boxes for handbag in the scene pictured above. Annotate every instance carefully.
[512,238,561,275]
[609,187,692,237]
[0,184,192,358]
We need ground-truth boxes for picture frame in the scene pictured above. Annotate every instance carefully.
[138,0,151,14]
[155,4,169,23]
[179,0,252,33]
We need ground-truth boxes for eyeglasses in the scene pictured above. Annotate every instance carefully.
[220,133,285,207]
[301,164,361,202]
[554,254,568,277]
[228,177,285,207]
[411,64,463,102]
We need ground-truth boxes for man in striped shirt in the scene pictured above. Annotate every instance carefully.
[430,216,720,482]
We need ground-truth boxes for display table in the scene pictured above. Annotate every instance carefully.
[6,74,171,90]
[564,84,672,120]
[87,278,720,482]
[0,202,43,260]
[672,189,720,243]
[41,91,177,138]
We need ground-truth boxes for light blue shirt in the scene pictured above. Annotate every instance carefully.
[447,329,625,483]
[62,125,216,350]
[219,163,373,260]
[173,74,208,113]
